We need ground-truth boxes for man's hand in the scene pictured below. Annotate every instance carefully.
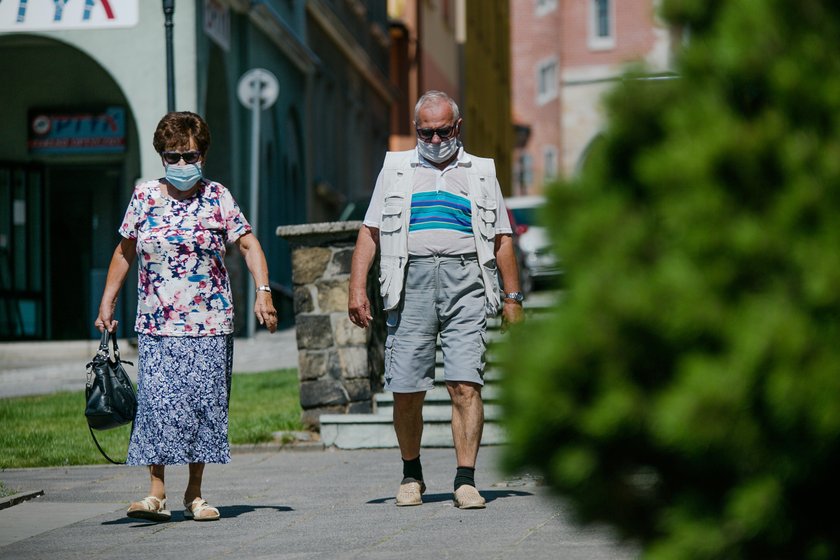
[348,287,373,328]
[348,225,379,329]
[500,300,524,333]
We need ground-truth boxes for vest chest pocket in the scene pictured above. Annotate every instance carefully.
[475,195,497,240]
[380,193,405,234]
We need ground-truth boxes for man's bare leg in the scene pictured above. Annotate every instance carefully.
[393,391,427,506]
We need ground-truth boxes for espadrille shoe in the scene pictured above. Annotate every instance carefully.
[453,485,486,509]
[395,478,426,507]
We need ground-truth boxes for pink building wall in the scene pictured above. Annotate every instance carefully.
[510,0,562,195]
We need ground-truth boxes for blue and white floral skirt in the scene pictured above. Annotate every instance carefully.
[127,334,234,466]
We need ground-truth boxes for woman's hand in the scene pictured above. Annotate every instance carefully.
[236,232,279,334]
[95,303,119,334]
[255,291,278,333]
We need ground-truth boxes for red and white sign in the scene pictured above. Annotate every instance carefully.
[0,0,138,31]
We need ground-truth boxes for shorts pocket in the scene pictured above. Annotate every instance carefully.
[477,331,487,380]
[384,336,396,384]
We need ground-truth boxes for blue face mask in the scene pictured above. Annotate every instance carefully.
[165,162,203,191]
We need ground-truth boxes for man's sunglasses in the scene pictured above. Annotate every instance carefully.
[415,126,456,141]
[161,150,202,165]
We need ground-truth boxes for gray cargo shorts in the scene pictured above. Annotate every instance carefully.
[384,253,487,393]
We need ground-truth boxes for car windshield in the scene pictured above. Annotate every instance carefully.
[511,207,539,227]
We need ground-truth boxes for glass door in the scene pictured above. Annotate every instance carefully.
[0,165,45,339]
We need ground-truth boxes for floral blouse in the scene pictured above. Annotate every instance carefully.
[119,180,251,336]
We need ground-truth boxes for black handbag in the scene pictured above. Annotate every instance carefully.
[85,329,137,464]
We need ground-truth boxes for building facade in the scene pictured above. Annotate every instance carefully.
[0,0,391,341]
[510,0,562,194]
[510,0,673,194]
[464,0,513,194]
[559,0,672,175]
[387,0,461,152]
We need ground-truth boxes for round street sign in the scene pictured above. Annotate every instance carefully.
[237,68,279,110]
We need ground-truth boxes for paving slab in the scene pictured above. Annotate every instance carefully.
[0,447,638,560]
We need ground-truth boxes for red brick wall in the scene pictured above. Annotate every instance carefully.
[510,0,562,193]
[562,0,656,67]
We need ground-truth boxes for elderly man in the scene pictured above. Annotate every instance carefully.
[348,90,524,509]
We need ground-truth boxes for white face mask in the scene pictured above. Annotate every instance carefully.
[417,137,459,164]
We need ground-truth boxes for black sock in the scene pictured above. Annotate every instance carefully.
[402,456,423,482]
[454,466,476,491]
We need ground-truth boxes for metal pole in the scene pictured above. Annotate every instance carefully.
[162,0,175,112]
[246,83,262,338]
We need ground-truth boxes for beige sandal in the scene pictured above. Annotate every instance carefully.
[183,497,220,521]
[127,496,171,522]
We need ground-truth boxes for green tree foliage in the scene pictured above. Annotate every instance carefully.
[501,1,840,558]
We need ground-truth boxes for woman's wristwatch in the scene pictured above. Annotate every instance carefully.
[504,291,524,303]
[256,285,271,293]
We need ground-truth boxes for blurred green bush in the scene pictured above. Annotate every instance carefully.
[501,1,840,558]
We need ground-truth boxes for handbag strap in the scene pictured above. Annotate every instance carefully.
[96,329,130,364]
[88,426,129,465]
[98,329,122,359]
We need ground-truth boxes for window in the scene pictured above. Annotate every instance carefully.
[517,153,533,193]
[543,146,558,182]
[588,0,615,50]
[535,0,557,17]
[536,58,558,105]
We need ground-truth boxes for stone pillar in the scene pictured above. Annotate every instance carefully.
[276,221,385,428]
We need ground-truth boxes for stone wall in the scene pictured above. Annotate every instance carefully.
[276,221,385,428]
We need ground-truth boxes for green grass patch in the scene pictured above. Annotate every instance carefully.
[0,369,302,469]
[228,369,303,444]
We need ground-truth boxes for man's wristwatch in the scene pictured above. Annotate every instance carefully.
[504,291,524,303]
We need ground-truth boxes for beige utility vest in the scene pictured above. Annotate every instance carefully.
[376,150,501,316]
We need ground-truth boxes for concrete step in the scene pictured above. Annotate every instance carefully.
[319,413,507,449]
[321,385,505,449]
[371,402,504,420]
[317,291,562,450]
[374,384,501,407]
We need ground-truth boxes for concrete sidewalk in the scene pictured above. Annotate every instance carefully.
[0,447,637,560]
[0,328,299,399]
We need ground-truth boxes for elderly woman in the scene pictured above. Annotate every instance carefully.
[95,111,277,522]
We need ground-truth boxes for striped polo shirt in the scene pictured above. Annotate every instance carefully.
[363,147,512,256]
[409,191,472,235]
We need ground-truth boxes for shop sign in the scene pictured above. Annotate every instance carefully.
[204,0,230,51]
[0,0,138,31]
[28,107,126,155]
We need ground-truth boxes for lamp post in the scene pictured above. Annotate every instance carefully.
[162,0,175,112]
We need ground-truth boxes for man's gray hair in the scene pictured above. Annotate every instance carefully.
[414,90,460,123]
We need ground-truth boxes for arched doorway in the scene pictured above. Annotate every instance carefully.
[0,34,140,340]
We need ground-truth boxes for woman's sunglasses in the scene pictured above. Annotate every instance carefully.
[415,126,456,141]
[161,150,202,165]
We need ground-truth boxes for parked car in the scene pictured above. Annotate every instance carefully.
[505,207,533,295]
[505,195,561,288]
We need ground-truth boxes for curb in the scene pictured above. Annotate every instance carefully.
[0,490,45,510]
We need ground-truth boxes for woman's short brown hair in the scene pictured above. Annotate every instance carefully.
[152,111,211,154]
